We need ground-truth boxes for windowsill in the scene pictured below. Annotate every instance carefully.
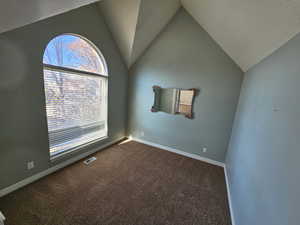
[50,136,108,162]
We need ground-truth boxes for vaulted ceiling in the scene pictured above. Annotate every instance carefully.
[98,0,181,67]
[1,0,300,72]
[0,0,99,34]
[182,0,300,71]
[99,0,300,71]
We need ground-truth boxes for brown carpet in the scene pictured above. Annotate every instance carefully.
[0,141,231,225]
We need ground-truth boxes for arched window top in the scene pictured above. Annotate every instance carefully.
[43,34,108,76]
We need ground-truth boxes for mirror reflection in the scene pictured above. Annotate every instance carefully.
[151,86,198,119]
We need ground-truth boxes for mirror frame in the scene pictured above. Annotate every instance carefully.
[151,86,199,119]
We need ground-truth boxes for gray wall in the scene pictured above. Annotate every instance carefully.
[0,4,128,190]
[128,8,244,163]
[226,31,300,225]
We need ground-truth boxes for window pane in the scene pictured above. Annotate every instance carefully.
[43,35,107,75]
[44,69,107,156]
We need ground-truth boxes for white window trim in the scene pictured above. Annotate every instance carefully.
[44,64,108,78]
[50,136,108,162]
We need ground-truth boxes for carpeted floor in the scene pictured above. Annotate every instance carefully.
[0,141,231,225]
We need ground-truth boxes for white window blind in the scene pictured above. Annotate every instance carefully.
[44,68,108,157]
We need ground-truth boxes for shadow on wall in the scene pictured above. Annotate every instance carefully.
[0,38,28,91]
[0,0,98,34]
[225,31,300,225]
[0,4,128,191]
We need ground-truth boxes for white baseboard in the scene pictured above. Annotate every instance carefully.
[0,136,236,225]
[224,166,236,225]
[0,137,124,198]
[0,211,5,224]
[130,137,236,224]
[131,137,225,167]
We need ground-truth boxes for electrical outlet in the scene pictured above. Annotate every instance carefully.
[202,147,208,153]
[27,161,35,170]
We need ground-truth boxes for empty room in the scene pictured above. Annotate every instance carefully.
[0,0,299,225]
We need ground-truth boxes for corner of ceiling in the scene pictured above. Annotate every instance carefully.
[180,0,245,72]
[99,0,181,70]
[98,0,141,68]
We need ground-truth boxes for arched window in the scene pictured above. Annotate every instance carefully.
[43,34,108,159]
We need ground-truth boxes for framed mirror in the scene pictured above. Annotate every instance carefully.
[151,86,199,119]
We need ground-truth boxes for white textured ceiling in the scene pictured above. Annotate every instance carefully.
[100,0,300,71]
[2,0,300,71]
[99,0,180,67]
[181,0,300,71]
[99,0,141,66]
[131,0,181,65]
[0,0,100,34]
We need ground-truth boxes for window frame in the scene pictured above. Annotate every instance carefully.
[42,34,109,161]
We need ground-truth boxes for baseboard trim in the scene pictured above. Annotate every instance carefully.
[0,211,5,224]
[131,137,236,224]
[224,166,236,225]
[131,137,225,168]
[0,137,125,198]
[1,136,236,225]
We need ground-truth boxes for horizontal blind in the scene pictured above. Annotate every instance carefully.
[44,69,107,157]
